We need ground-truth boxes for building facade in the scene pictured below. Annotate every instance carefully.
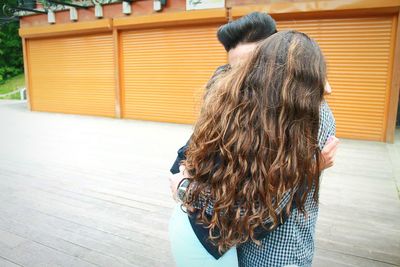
[19,0,400,142]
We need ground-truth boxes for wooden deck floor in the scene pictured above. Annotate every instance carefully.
[0,101,399,267]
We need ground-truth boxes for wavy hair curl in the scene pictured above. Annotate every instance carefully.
[184,30,326,252]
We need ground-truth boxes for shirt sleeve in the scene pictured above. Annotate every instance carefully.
[318,100,336,150]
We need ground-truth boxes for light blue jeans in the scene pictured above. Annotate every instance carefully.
[169,204,239,267]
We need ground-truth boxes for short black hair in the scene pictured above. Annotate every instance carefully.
[217,12,277,52]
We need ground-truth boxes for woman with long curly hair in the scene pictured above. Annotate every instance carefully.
[169,30,336,267]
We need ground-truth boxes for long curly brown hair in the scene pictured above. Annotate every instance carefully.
[184,31,326,252]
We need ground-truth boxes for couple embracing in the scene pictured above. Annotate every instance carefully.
[168,12,339,267]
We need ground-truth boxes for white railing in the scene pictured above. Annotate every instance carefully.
[0,87,26,100]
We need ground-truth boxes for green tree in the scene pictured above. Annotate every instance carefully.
[0,0,23,84]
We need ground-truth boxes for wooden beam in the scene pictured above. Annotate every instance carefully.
[113,9,227,30]
[231,0,400,17]
[19,19,113,39]
[386,12,400,143]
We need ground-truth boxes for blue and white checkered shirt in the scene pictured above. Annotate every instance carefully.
[237,100,336,267]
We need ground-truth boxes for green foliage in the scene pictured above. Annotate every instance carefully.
[0,0,24,84]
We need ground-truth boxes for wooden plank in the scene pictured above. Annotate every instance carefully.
[113,9,227,30]
[19,19,113,39]
[0,235,99,267]
[230,0,400,18]
[314,248,398,267]
[0,210,167,267]
[0,102,399,267]
[0,171,174,266]
[0,256,23,267]
[386,130,400,193]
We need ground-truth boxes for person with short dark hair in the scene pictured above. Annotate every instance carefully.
[218,11,277,51]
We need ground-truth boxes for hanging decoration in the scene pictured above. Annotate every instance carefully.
[1,0,165,26]
[122,0,131,15]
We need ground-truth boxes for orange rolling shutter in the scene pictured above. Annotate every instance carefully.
[278,16,395,141]
[27,33,116,117]
[120,24,227,124]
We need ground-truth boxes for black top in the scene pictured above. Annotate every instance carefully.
[186,207,290,259]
